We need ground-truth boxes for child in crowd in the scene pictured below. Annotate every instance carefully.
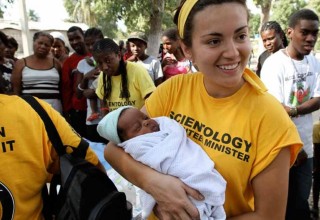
[161,27,196,80]
[97,106,226,220]
[78,57,100,122]
[127,32,163,86]
[4,36,19,62]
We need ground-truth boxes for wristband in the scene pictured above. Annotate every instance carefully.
[289,107,298,117]
[77,83,84,91]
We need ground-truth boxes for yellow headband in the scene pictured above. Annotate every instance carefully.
[178,0,198,39]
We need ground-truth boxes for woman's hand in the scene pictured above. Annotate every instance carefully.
[104,142,202,220]
[162,57,177,67]
[147,173,202,220]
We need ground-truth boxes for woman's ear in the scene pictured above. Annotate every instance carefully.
[179,40,193,61]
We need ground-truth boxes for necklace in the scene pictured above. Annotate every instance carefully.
[285,47,309,75]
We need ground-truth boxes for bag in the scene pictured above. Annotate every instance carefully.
[21,95,132,220]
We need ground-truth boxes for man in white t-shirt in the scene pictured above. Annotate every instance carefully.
[127,32,163,86]
[261,9,320,220]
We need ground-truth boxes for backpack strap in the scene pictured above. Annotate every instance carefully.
[21,95,65,156]
[71,138,88,159]
[21,95,91,219]
[21,95,89,158]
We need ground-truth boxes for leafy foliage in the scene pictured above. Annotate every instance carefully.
[307,0,320,50]
[0,0,14,18]
[28,9,39,22]
[63,0,178,38]
[249,13,261,37]
[271,0,307,30]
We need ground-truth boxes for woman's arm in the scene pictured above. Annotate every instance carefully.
[75,70,85,99]
[104,142,203,219]
[11,59,25,95]
[228,147,290,220]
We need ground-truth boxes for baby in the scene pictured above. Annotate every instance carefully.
[97,106,226,220]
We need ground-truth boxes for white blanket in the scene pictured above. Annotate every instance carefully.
[119,117,226,220]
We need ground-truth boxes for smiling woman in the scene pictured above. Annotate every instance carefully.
[104,0,303,219]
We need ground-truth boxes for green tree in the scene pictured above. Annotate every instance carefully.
[307,0,320,51]
[307,0,320,14]
[63,0,178,57]
[28,9,39,22]
[63,0,118,38]
[0,0,14,18]
[72,0,96,27]
[271,0,306,30]
[249,13,261,37]
[0,8,4,18]
[252,0,272,28]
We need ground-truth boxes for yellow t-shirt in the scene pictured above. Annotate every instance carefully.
[96,61,156,111]
[0,95,99,220]
[145,68,302,218]
[313,121,320,143]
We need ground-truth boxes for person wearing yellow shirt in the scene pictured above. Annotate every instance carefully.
[103,0,303,219]
[0,78,104,219]
[94,38,155,117]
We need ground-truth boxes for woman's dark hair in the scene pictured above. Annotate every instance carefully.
[93,38,130,105]
[33,31,54,45]
[260,21,288,47]
[173,0,248,47]
[162,27,179,41]
[7,36,18,49]
[0,31,9,47]
[288,8,319,28]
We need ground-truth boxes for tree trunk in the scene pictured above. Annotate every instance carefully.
[260,1,271,28]
[147,0,164,58]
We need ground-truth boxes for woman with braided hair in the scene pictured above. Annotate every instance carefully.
[256,21,288,77]
[93,38,155,120]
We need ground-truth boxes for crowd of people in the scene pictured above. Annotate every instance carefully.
[0,0,320,219]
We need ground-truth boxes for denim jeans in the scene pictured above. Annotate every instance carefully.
[286,157,313,220]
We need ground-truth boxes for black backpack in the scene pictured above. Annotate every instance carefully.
[22,95,132,220]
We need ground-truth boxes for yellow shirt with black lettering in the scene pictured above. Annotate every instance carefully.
[145,68,302,218]
[96,61,156,111]
[0,95,99,220]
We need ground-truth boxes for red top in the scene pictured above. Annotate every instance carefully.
[123,51,133,61]
[61,53,90,112]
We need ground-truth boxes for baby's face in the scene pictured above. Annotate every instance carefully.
[118,108,160,141]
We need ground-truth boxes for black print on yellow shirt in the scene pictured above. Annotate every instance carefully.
[108,100,136,108]
[170,112,251,162]
[0,182,15,220]
[0,127,15,153]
